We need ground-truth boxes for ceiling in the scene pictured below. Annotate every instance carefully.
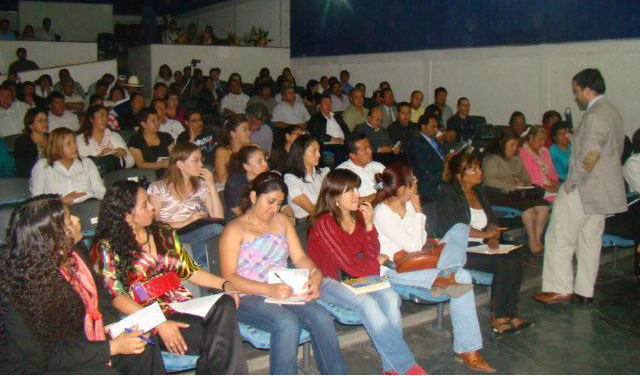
[1,0,232,16]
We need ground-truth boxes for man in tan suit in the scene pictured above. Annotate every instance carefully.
[534,68,627,305]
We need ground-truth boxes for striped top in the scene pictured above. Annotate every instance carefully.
[237,233,288,287]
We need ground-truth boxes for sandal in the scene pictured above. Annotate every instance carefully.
[491,318,517,337]
[510,317,534,332]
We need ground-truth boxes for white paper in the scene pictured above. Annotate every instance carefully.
[108,302,166,338]
[467,243,522,255]
[168,294,225,318]
[267,269,309,295]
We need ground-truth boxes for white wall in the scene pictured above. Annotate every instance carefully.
[128,44,291,97]
[0,59,117,91]
[0,11,18,33]
[18,1,113,42]
[174,0,289,48]
[292,38,640,137]
[0,40,97,75]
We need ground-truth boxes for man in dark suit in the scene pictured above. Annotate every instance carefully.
[308,94,350,165]
[408,113,446,203]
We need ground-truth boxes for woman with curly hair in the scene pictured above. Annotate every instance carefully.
[94,180,248,374]
[214,114,252,184]
[0,195,164,374]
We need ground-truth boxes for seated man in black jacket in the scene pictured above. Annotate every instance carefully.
[407,113,446,203]
[308,94,350,166]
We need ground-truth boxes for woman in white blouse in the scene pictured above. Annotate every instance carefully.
[31,127,106,204]
[283,135,330,219]
[76,104,134,169]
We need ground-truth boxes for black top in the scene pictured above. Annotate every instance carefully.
[446,113,477,142]
[435,180,495,238]
[128,131,173,163]
[177,128,217,166]
[387,120,418,146]
[224,172,248,220]
[269,147,289,174]
[353,122,393,152]
[117,107,138,131]
[407,133,444,202]
[13,133,41,178]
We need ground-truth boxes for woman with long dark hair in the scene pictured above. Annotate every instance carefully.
[127,107,175,178]
[269,124,305,173]
[13,107,47,178]
[95,181,248,374]
[0,195,164,374]
[223,144,269,220]
[214,114,252,184]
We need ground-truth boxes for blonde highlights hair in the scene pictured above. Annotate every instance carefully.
[46,127,76,165]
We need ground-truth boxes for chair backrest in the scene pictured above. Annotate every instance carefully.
[103,168,157,187]
[0,205,15,242]
[3,134,21,152]
[0,178,30,205]
[118,130,136,144]
[70,199,101,233]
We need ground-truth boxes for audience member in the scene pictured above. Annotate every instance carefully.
[19,24,32,39]
[0,195,164,374]
[152,82,168,101]
[95,180,248,374]
[437,153,531,338]
[535,68,627,305]
[127,107,175,177]
[308,94,349,154]
[482,129,549,254]
[77,104,134,172]
[407,114,445,202]
[13,107,48,178]
[433,87,454,125]
[274,81,302,103]
[246,102,273,155]
[318,75,329,94]
[519,125,559,201]
[155,64,173,86]
[47,91,80,131]
[0,84,29,137]
[341,87,369,132]
[163,19,179,44]
[549,121,572,181]
[61,79,85,113]
[329,81,349,113]
[221,79,249,116]
[508,111,528,139]
[447,97,476,142]
[8,47,39,74]
[166,90,185,125]
[35,74,54,98]
[31,127,105,204]
[148,143,224,267]
[209,67,224,95]
[0,18,15,40]
[219,171,346,375]
[197,77,220,118]
[254,67,275,89]
[35,17,58,41]
[214,114,251,183]
[303,79,321,113]
[223,144,269,220]
[542,110,562,147]
[118,92,146,131]
[152,98,183,140]
[124,75,143,98]
[388,101,417,146]
[409,90,425,123]
[247,83,277,117]
[276,67,297,88]
[176,108,216,166]
[54,69,85,97]
[336,133,385,202]
[272,86,310,130]
[355,82,376,109]
[354,107,400,163]
[307,169,428,375]
[379,88,397,128]
[269,124,304,173]
[339,69,352,94]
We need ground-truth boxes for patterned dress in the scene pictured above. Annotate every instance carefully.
[97,226,198,314]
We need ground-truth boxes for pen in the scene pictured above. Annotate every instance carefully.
[273,272,287,284]
[495,227,508,231]
[125,327,156,346]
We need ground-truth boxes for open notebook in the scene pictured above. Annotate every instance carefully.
[467,243,522,255]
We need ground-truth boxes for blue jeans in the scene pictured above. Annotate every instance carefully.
[179,223,223,268]
[320,279,417,373]
[383,223,483,354]
[237,295,346,375]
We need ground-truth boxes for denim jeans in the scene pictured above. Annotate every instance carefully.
[320,279,417,373]
[237,295,346,375]
[383,223,483,354]
[179,223,223,268]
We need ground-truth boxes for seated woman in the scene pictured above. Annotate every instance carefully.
[219,171,346,375]
[31,127,106,204]
[519,125,560,202]
[270,124,305,173]
[438,153,532,335]
[214,114,252,184]
[95,181,248,374]
[284,135,330,220]
[127,107,175,178]
[482,129,549,254]
[77,104,134,174]
[148,143,225,268]
[223,144,269,220]
[307,169,428,375]
[0,195,164,374]
[14,107,48,178]
[548,121,572,181]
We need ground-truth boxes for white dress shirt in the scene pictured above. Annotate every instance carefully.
[336,159,385,196]
[76,130,134,168]
[324,112,344,139]
[221,92,250,114]
[159,118,184,140]
[373,201,427,258]
[284,167,330,218]
[65,93,85,112]
[0,100,29,137]
[330,94,349,112]
[48,110,80,131]
[272,101,310,125]
[30,157,106,203]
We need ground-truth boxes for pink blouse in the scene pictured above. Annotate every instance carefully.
[148,179,209,223]
[519,143,558,201]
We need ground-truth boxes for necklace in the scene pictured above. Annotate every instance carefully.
[138,228,150,250]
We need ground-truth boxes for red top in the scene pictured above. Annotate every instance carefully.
[307,213,381,280]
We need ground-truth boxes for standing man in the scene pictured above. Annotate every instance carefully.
[534,68,627,305]
[8,48,39,74]
[35,18,58,41]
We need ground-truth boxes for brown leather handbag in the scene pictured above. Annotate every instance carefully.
[393,242,446,273]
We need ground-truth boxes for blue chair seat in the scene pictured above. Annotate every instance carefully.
[161,351,199,373]
[602,234,634,248]
[238,322,311,349]
[491,205,523,219]
[469,270,494,286]
[316,299,363,325]
[391,284,450,304]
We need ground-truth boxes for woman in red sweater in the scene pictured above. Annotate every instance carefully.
[307,169,427,375]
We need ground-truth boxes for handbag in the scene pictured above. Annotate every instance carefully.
[393,240,446,273]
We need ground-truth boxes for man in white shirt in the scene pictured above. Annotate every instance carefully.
[274,81,303,103]
[48,92,80,131]
[272,87,310,130]
[329,81,349,112]
[62,79,85,113]
[0,85,29,137]
[54,69,85,97]
[220,79,249,115]
[336,133,385,203]
[35,18,58,41]
[163,19,179,44]
[152,98,183,140]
